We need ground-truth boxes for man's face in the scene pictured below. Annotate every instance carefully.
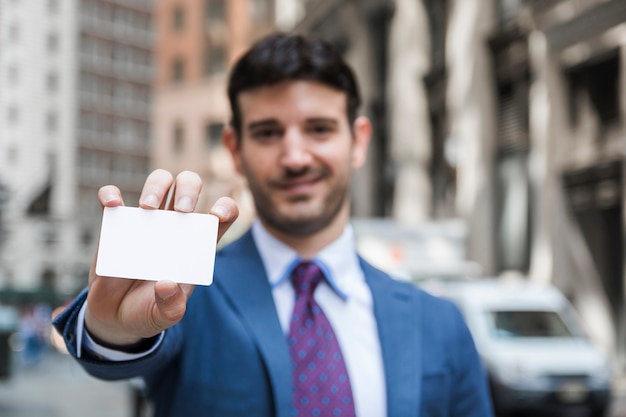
[225,80,370,236]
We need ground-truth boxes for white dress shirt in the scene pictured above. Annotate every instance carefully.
[78,220,387,417]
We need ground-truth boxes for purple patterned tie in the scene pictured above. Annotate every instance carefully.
[287,261,356,417]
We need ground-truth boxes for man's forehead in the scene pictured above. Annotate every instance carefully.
[237,80,348,124]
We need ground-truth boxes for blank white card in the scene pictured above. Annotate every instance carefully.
[96,206,219,286]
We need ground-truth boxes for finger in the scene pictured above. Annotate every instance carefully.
[139,169,174,209]
[98,185,124,208]
[162,182,176,211]
[173,171,203,213]
[154,281,192,325]
[180,283,195,299]
[209,197,239,241]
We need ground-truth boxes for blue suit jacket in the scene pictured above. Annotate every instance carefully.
[54,230,494,417]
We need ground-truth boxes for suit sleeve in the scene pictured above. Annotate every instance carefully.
[52,287,183,381]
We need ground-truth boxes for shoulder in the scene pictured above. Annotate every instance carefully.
[360,257,468,333]
[360,257,459,308]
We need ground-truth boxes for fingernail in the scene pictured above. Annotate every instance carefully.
[212,204,229,218]
[175,196,193,213]
[141,194,159,208]
[102,194,117,204]
[160,286,177,300]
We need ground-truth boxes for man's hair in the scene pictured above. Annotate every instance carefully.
[227,32,362,137]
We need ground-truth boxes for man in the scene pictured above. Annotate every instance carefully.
[54,33,493,417]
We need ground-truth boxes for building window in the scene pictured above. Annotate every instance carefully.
[424,0,447,71]
[41,268,57,289]
[251,0,271,23]
[494,76,531,273]
[46,111,58,133]
[566,49,620,135]
[7,147,18,164]
[496,81,529,153]
[205,122,224,149]
[9,24,19,43]
[7,65,18,84]
[41,229,57,247]
[205,0,226,23]
[48,0,59,13]
[7,106,19,124]
[173,123,185,154]
[172,5,185,30]
[46,72,59,92]
[80,228,94,246]
[204,44,226,76]
[172,58,185,82]
[47,32,59,53]
[497,0,522,25]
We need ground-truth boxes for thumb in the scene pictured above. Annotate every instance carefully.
[153,281,193,327]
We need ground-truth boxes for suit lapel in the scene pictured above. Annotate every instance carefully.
[362,259,422,417]
[215,232,293,417]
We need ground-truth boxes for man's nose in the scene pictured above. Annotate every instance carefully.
[280,128,313,168]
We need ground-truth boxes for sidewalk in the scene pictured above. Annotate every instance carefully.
[610,374,626,417]
[0,351,130,417]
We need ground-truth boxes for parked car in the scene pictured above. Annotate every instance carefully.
[421,277,612,417]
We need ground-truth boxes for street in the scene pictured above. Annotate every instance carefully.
[0,351,130,417]
[0,348,625,417]
[610,378,626,417]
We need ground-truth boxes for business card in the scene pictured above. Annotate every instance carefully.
[96,206,218,285]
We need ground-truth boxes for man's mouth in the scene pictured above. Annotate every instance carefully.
[271,170,326,195]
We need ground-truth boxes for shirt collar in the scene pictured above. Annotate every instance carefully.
[251,220,361,300]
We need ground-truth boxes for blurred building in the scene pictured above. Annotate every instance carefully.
[294,0,626,369]
[0,0,154,297]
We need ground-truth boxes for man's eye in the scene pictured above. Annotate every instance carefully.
[308,125,334,136]
[251,128,281,140]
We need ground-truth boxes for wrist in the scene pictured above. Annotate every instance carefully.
[84,326,159,354]
[84,310,144,347]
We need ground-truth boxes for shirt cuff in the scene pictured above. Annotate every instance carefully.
[75,301,164,361]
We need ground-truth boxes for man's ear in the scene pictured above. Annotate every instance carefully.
[351,116,372,169]
[222,125,243,174]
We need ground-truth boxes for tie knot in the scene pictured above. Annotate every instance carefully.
[290,262,324,296]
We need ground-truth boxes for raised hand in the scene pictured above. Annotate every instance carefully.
[84,169,239,346]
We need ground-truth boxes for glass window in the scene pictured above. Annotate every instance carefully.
[566,50,620,131]
[7,147,18,164]
[47,32,59,53]
[48,0,59,13]
[7,106,19,124]
[46,112,58,133]
[9,24,19,43]
[205,0,226,22]
[204,44,226,76]
[172,58,185,82]
[490,310,582,338]
[46,72,59,92]
[497,0,522,24]
[7,65,19,84]
[80,228,94,246]
[423,0,447,71]
[251,0,271,23]
[41,228,57,247]
[204,122,224,149]
[173,123,185,154]
[173,5,185,30]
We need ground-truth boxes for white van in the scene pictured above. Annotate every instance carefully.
[421,278,612,416]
